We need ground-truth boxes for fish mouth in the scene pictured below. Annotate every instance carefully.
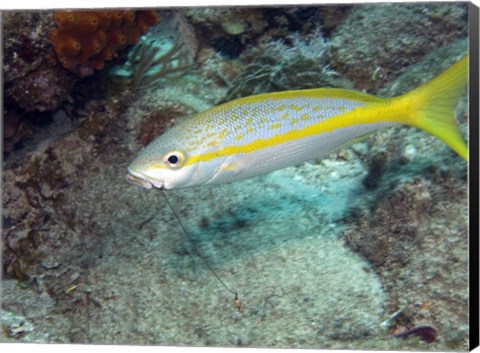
[126,169,163,189]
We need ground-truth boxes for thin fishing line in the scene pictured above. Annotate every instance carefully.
[161,190,238,297]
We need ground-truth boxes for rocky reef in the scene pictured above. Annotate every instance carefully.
[1,4,470,350]
[331,2,468,92]
[2,10,159,153]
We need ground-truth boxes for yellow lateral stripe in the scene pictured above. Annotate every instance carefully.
[186,97,400,166]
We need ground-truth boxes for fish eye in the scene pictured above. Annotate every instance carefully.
[163,150,185,169]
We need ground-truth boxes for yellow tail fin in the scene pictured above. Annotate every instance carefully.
[404,56,469,160]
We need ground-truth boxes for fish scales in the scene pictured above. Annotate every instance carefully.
[173,95,368,155]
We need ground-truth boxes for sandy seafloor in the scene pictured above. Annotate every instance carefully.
[1,3,471,350]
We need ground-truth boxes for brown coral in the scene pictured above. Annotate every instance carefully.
[49,10,159,76]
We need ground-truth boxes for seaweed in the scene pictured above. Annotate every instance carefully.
[128,39,194,93]
[109,25,195,95]
[226,29,344,100]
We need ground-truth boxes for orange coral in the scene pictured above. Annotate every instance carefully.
[49,10,159,76]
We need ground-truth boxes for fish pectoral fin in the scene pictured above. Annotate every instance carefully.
[220,162,240,173]
[338,131,375,150]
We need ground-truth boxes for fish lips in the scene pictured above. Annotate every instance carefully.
[126,169,163,189]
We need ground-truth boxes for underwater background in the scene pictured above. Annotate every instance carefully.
[1,3,469,350]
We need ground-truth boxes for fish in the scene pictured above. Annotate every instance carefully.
[393,325,438,343]
[126,56,468,190]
